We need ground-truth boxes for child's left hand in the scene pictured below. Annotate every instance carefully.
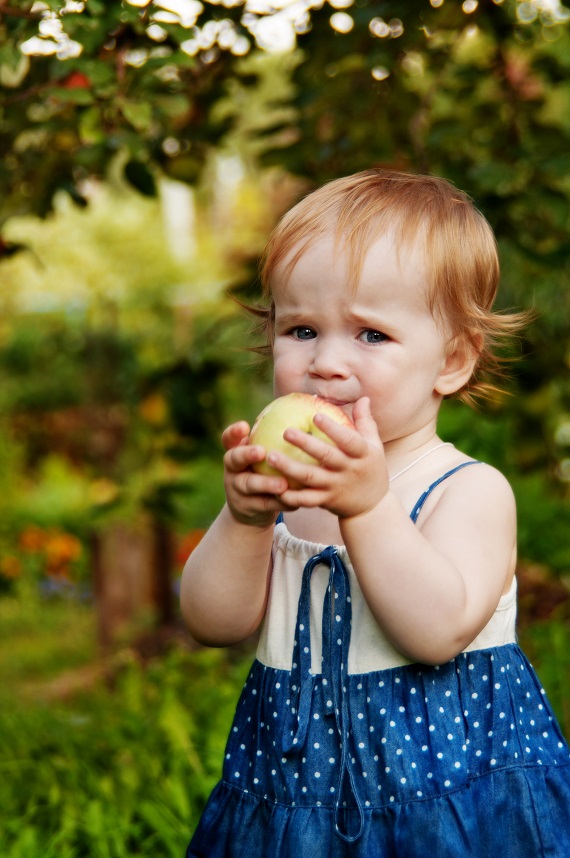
[269,397,388,519]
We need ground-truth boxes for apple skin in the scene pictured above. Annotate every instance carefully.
[249,393,354,485]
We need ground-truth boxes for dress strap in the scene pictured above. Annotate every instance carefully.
[409,460,480,524]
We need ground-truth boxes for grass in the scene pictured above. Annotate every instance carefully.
[0,590,253,857]
[0,590,569,856]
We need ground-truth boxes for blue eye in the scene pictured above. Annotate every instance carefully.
[291,326,316,340]
[359,329,388,344]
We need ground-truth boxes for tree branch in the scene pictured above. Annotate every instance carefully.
[0,3,43,20]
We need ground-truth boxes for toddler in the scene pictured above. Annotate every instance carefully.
[182,169,570,856]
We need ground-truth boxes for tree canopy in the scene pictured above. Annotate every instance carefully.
[1,0,570,486]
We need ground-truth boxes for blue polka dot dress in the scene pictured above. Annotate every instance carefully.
[187,466,570,856]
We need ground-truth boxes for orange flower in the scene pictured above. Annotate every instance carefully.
[176,529,206,566]
[44,531,82,577]
[19,525,47,553]
[0,556,21,579]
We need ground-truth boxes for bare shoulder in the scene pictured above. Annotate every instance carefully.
[417,458,516,529]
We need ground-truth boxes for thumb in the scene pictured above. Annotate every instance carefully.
[352,397,381,444]
[221,421,250,451]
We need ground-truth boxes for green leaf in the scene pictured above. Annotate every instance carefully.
[124,159,157,196]
[120,99,154,132]
[50,87,94,106]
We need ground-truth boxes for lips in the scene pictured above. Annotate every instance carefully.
[311,393,353,411]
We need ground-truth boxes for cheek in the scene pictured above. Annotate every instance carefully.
[272,351,298,395]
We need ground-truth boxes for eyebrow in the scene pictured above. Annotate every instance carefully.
[273,307,394,334]
[272,311,311,329]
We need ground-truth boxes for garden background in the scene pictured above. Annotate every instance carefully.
[1,1,569,855]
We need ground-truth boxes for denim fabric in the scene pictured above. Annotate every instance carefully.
[186,467,570,854]
[188,647,570,856]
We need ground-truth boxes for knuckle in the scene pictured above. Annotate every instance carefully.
[318,443,336,466]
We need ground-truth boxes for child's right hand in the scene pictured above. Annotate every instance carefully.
[222,420,290,527]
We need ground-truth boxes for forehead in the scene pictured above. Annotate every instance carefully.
[272,231,431,311]
[270,242,442,345]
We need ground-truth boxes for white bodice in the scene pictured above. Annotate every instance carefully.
[256,521,517,675]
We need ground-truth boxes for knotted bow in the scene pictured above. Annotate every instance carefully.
[282,545,364,843]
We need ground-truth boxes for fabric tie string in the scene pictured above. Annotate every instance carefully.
[282,545,364,844]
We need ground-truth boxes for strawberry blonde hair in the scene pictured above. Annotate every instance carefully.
[255,168,528,404]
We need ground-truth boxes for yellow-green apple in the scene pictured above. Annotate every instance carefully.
[249,393,354,485]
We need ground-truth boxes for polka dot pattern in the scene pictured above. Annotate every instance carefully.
[222,646,570,811]
[188,489,570,855]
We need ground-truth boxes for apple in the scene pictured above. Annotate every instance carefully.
[249,393,354,485]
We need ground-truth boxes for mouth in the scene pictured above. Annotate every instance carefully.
[314,394,353,411]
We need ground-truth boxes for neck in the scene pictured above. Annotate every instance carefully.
[388,441,453,483]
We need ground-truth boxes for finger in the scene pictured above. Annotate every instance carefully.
[278,486,329,509]
[351,397,382,445]
[224,442,266,473]
[266,449,332,488]
[281,427,345,470]
[311,413,369,458]
[221,421,250,451]
[235,471,289,497]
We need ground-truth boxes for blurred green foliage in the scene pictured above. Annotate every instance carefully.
[0,589,567,857]
[0,592,253,857]
[0,5,568,849]
[1,0,569,507]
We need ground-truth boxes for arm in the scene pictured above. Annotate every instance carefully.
[267,398,516,665]
[179,420,291,646]
[339,467,516,664]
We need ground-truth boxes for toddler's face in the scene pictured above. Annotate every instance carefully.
[270,231,456,445]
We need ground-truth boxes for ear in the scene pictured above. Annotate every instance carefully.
[434,334,482,397]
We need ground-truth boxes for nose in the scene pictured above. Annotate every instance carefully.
[309,337,350,380]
